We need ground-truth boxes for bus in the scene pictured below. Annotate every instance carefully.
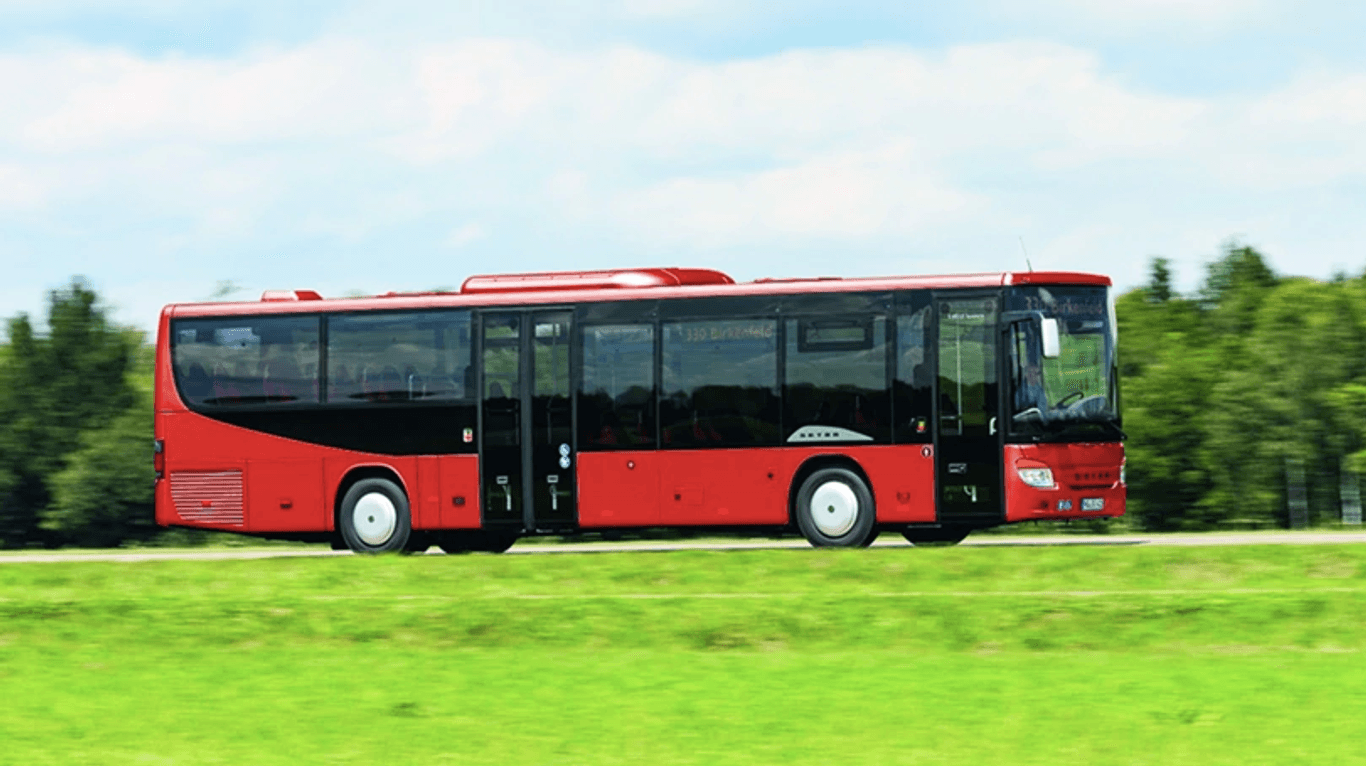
[153,267,1124,552]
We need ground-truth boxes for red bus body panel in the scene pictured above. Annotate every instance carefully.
[1004,443,1126,522]
[577,444,938,528]
[157,407,487,533]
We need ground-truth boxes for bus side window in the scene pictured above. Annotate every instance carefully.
[660,319,778,448]
[257,319,319,404]
[579,323,656,450]
[783,316,889,442]
[894,298,933,441]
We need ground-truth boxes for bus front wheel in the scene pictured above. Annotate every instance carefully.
[794,467,876,548]
[339,478,412,554]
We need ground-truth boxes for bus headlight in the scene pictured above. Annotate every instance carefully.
[1017,467,1055,489]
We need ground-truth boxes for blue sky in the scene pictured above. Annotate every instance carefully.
[3,0,1365,335]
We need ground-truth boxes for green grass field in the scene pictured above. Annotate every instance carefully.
[2,544,1365,764]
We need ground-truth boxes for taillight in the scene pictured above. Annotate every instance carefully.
[154,439,165,479]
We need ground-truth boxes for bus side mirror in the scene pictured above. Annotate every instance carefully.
[1041,318,1061,359]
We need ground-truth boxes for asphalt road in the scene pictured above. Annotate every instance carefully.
[1,530,1364,564]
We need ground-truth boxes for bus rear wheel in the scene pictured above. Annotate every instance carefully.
[339,478,412,554]
[794,467,876,548]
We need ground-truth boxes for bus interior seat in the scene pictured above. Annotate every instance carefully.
[182,363,211,401]
[212,362,241,401]
[263,356,303,400]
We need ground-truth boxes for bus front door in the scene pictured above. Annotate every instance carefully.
[933,294,1004,527]
[479,310,577,534]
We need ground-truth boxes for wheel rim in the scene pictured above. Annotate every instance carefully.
[352,492,397,546]
[809,480,859,537]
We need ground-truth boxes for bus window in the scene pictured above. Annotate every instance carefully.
[580,324,655,449]
[327,311,472,403]
[784,316,889,442]
[172,317,319,406]
[660,319,779,446]
[894,298,933,441]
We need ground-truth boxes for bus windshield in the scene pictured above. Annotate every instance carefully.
[1007,285,1121,440]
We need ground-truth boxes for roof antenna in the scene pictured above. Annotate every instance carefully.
[1018,236,1034,272]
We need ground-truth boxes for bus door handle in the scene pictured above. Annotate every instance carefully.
[546,475,559,511]
[989,417,997,435]
[496,475,513,512]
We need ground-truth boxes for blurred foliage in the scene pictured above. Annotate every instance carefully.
[1120,240,1366,529]
[42,390,158,547]
[4,246,1366,546]
[0,278,148,548]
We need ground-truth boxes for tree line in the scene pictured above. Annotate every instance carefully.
[1120,242,1366,530]
[1,246,1363,548]
[0,279,158,548]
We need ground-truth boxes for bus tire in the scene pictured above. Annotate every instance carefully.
[338,478,412,554]
[903,526,970,546]
[794,467,876,548]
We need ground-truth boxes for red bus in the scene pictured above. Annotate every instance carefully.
[154,267,1124,552]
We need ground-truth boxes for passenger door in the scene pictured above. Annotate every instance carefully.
[478,309,577,533]
[480,312,524,530]
[933,293,1004,525]
[528,311,576,531]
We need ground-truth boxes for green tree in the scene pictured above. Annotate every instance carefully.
[1116,289,1218,530]
[0,278,138,547]
[1115,255,1223,530]
[1215,278,1366,526]
[1147,257,1174,303]
[1200,240,1279,340]
[42,392,157,547]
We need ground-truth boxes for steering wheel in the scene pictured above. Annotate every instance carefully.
[1054,391,1085,408]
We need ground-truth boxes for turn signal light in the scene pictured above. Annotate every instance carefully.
[153,439,165,480]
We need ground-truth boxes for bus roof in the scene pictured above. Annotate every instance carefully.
[163,268,1112,320]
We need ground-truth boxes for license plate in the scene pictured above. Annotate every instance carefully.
[1082,497,1105,511]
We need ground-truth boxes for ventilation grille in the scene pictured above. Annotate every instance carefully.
[171,470,245,526]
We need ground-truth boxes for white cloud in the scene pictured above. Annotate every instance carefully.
[9,39,408,153]
[0,162,49,207]
[616,0,724,17]
[444,221,485,248]
[617,142,982,246]
[986,0,1274,34]
[2,28,1366,334]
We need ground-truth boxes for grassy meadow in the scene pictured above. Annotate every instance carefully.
[1,543,1365,764]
